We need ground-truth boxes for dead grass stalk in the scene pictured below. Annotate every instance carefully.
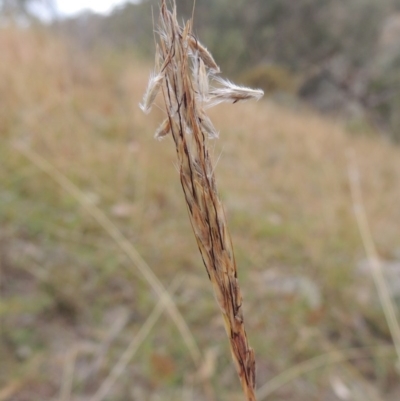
[257,344,395,400]
[12,142,201,365]
[347,149,400,368]
[90,275,185,401]
[140,1,264,399]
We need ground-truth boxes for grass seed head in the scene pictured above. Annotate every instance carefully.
[197,56,209,101]
[198,112,219,139]
[139,72,164,114]
[208,76,264,107]
[188,36,220,73]
[154,118,171,140]
[140,3,261,399]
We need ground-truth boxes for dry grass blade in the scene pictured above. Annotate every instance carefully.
[0,354,45,401]
[347,149,400,367]
[318,336,386,401]
[140,1,263,400]
[59,348,78,401]
[256,345,395,400]
[12,142,202,366]
[89,275,185,401]
[59,343,97,401]
[0,383,23,401]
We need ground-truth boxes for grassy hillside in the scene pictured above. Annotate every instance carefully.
[1,28,400,401]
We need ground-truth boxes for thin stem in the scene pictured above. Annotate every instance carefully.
[13,142,202,366]
[347,149,400,366]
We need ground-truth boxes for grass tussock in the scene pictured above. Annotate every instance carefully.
[1,18,400,401]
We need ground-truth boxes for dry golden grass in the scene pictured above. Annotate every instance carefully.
[1,21,400,401]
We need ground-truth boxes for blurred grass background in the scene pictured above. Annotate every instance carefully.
[1,1,400,400]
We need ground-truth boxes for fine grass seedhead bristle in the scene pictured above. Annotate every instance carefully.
[193,54,209,102]
[208,76,265,107]
[139,71,164,114]
[140,1,263,400]
[154,118,171,140]
[188,36,220,73]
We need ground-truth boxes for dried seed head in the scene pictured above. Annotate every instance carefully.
[197,57,209,100]
[139,72,164,114]
[155,45,161,70]
[181,19,192,42]
[143,2,259,399]
[192,54,209,101]
[198,113,219,139]
[159,6,174,44]
[188,36,220,73]
[154,118,171,140]
[208,77,264,108]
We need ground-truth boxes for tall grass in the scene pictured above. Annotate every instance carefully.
[140,1,263,400]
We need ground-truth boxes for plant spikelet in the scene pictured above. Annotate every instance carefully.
[154,118,171,140]
[208,76,264,107]
[139,72,164,114]
[188,36,220,73]
[196,56,209,101]
[199,112,219,139]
